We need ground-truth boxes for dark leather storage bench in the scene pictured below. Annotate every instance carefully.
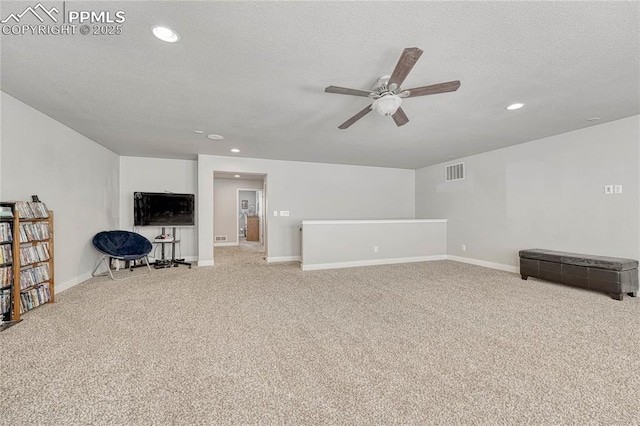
[519,249,639,300]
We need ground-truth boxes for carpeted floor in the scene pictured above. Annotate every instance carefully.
[1,245,639,425]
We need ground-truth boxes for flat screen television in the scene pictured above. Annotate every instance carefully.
[134,192,195,227]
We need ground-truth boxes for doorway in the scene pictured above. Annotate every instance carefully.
[212,172,267,264]
[237,188,264,246]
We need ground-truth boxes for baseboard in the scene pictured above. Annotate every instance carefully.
[446,255,518,273]
[267,256,301,263]
[214,242,239,247]
[197,260,215,267]
[56,271,93,294]
[301,255,447,271]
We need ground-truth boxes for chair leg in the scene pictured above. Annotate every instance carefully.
[92,255,110,277]
[91,255,122,281]
[93,255,152,281]
[107,265,119,280]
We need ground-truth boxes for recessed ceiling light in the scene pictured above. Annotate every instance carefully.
[194,130,204,134]
[230,148,240,153]
[587,117,601,122]
[506,103,524,110]
[151,26,180,43]
[234,175,240,178]
[207,134,224,140]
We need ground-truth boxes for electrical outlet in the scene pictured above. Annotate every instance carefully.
[614,185,623,194]
[273,211,278,216]
[462,245,466,251]
[374,246,378,253]
[604,185,614,195]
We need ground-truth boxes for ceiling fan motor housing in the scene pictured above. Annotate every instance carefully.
[373,75,392,91]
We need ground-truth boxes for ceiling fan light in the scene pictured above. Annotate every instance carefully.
[372,95,402,117]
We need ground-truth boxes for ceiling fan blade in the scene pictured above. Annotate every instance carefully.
[338,104,372,129]
[405,80,461,98]
[392,107,409,127]
[388,47,423,87]
[325,86,372,97]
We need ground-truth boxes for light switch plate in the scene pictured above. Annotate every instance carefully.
[280,211,290,217]
[273,211,278,216]
[604,185,614,195]
[614,185,623,194]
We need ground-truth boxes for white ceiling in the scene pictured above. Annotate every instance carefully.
[1,1,638,169]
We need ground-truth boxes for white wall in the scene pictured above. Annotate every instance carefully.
[1,92,120,292]
[301,220,447,270]
[214,179,263,244]
[416,115,640,268]
[198,155,416,265]
[119,156,197,260]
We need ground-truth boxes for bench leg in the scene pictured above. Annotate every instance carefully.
[521,274,528,280]
[628,292,637,297]
[610,293,624,301]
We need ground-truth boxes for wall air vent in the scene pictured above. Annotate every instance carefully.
[215,236,227,242]
[445,162,465,181]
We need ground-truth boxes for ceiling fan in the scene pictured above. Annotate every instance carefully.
[325,47,460,129]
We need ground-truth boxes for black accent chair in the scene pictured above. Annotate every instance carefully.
[92,231,152,280]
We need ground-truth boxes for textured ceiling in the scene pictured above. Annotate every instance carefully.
[1,1,638,169]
